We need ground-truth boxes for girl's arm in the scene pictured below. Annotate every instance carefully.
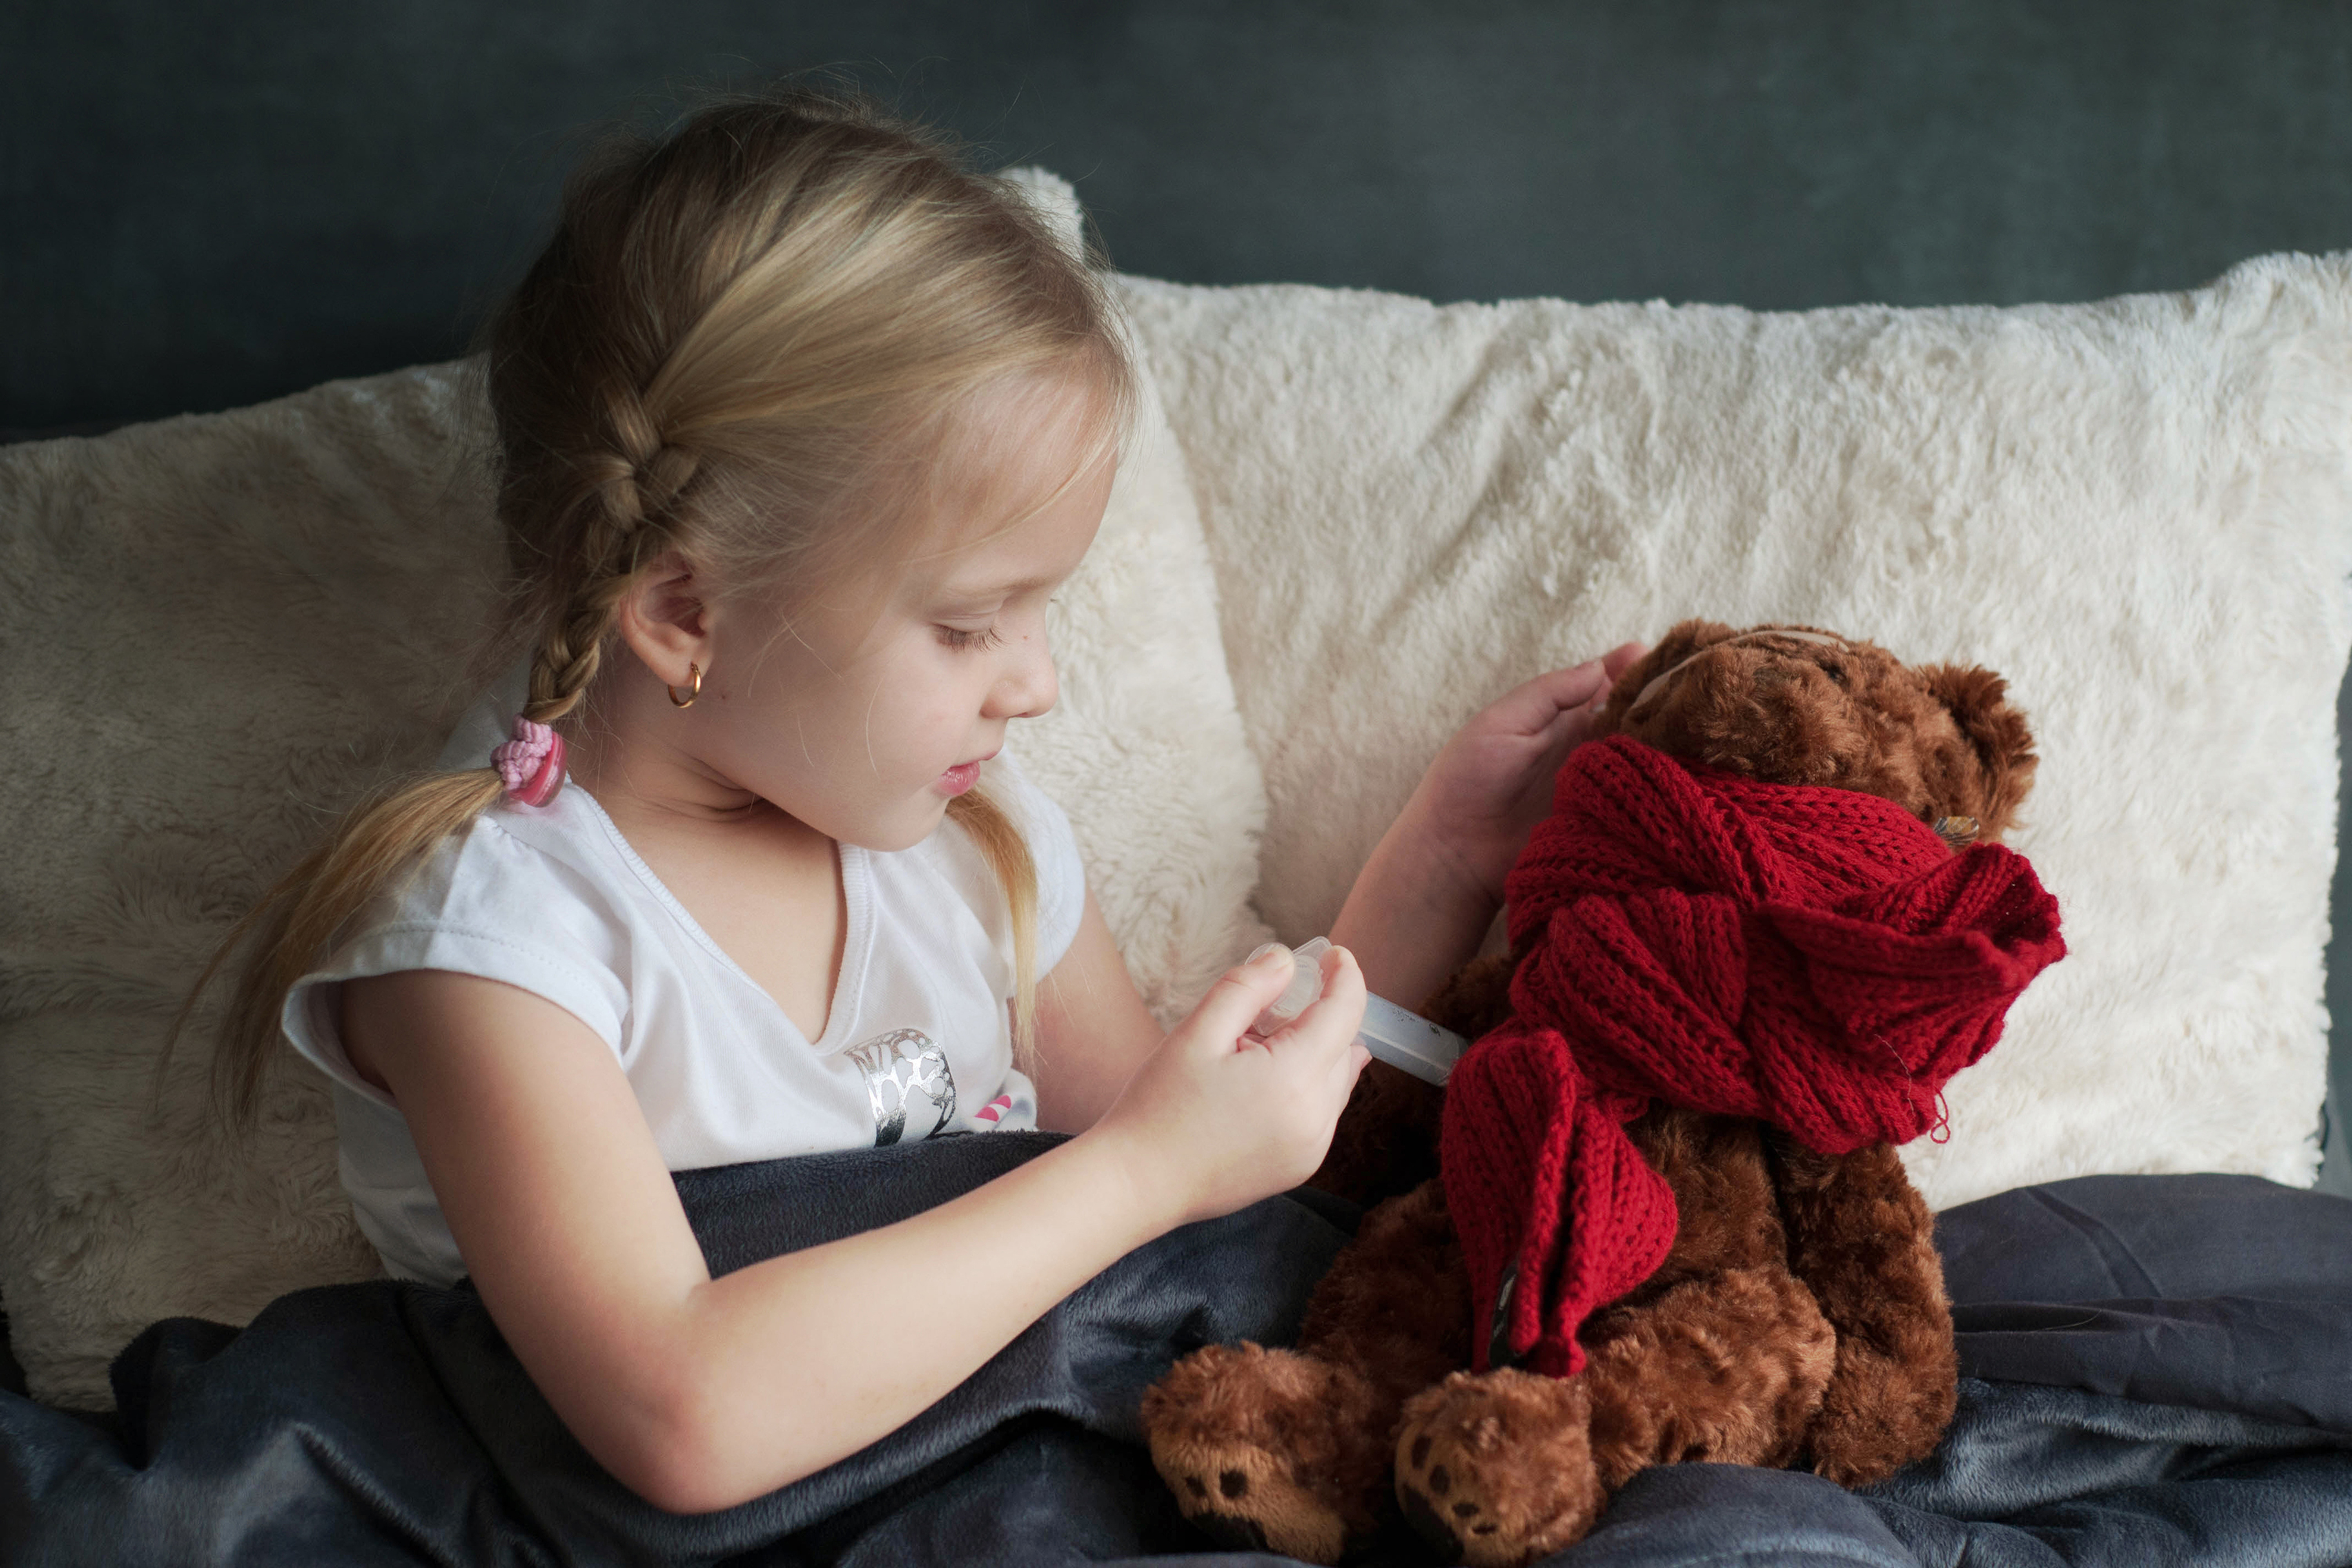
[342,941,1364,1515]
[1330,645,1647,1008]
[1030,889,1164,1132]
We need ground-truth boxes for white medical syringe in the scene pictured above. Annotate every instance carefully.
[1244,936,1468,1087]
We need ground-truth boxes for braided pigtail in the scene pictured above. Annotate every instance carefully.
[517,388,699,755]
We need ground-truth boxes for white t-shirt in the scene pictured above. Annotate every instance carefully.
[283,699,1087,1286]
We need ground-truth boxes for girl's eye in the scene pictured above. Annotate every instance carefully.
[937,624,1005,653]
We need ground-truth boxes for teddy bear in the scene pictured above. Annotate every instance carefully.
[1139,620,2066,1566]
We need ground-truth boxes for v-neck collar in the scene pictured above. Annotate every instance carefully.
[562,781,874,1055]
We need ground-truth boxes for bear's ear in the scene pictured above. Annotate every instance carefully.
[1918,664,2039,841]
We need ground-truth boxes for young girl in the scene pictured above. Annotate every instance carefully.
[194,89,1639,1516]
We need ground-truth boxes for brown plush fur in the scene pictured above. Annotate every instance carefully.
[1141,622,2038,1564]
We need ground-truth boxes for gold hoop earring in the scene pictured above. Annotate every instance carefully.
[667,661,702,709]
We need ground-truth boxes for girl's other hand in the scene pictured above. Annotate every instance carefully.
[1090,942,1370,1231]
[1410,642,1649,907]
[1327,641,1648,1040]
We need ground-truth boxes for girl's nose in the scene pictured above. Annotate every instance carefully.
[987,631,1058,720]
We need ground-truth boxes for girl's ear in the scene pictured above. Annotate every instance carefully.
[613,550,713,690]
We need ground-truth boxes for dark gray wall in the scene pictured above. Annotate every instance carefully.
[10,0,2352,430]
[3,0,2350,1189]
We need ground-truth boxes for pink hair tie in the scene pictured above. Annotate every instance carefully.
[491,717,566,807]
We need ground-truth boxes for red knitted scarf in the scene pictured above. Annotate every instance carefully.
[1439,735,2064,1378]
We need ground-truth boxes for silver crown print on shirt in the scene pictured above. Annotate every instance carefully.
[845,1027,958,1145]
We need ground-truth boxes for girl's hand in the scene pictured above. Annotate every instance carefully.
[1406,642,1649,907]
[1327,642,1648,1014]
[1089,942,1370,1231]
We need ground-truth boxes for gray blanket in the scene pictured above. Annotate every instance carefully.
[1,1138,2346,1567]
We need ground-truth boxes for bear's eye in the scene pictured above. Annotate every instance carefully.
[1821,661,1847,686]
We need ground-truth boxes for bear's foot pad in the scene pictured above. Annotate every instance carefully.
[1151,1434,1353,1563]
[1142,1341,1397,1564]
[1394,1369,1603,1568]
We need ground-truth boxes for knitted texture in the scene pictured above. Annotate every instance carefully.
[1441,736,2065,1377]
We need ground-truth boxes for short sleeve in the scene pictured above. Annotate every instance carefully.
[279,812,632,1109]
[983,749,1089,974]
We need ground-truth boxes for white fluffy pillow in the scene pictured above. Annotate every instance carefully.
[1119,257,2352,1211]
[0,365,493,1408]
[0,200,1262,1405]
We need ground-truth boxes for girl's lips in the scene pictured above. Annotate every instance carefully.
[937,751,997,797]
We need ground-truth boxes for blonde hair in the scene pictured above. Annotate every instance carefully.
[178,88,1134,1125]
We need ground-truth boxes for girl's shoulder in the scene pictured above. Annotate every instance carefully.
[416,671,689,946]
[281,784,643,1103]
[347,766,629,928]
